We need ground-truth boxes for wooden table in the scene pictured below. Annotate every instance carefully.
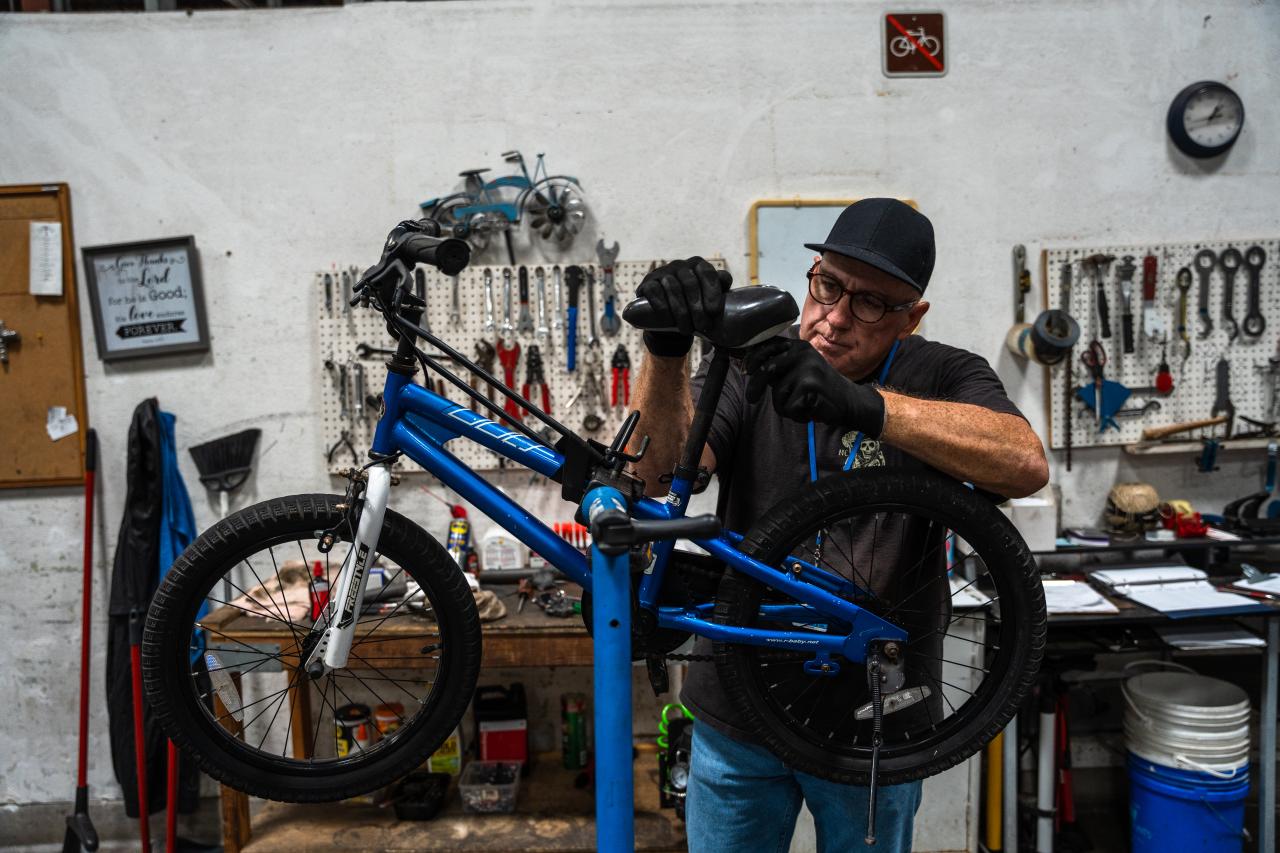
[215,584,645,852]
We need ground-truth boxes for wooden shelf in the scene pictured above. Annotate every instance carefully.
[241,753,686,852]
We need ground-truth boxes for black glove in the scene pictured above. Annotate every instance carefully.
[635,256,732,357]
[744,338,887,435]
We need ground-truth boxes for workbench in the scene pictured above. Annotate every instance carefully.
[213,584,657,853]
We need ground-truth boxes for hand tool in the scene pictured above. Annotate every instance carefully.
[521,344,551,415]
[1140,254,1164,340]
[610,344,631,407]
[1211,356,1235,437]
[1117,255,1136,354]
[337,362,350,420]
[565,346,607,431]
[1154,343,1174,395]
[470,341,497,413]
[1114,399,1161,419]
[1083,254,1114,339]
[1013,244,1030,323]
[551,265,564,337]
[1075,340,1129,432]
[497,340,522,422]
[1219,246,1242,341]
[565,265,582,371]
[353,361,367,420]
[1175,267,1192,365]
[327,429,359,465]
[534,266,550,342]
[1140,416,1229,442]
[517,266,534,333]
[322,272,333,314]
[1194,249,1216,338]
[596,239,622,335]
[1242,245,1267,337]
[414,267,431,333]
[341,268,352,313]
[585,267,601,348]
[501,268,515,338]
[449,274,462,327]
[483,268,496,334]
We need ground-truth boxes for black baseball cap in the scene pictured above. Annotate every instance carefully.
[804,198,935,294]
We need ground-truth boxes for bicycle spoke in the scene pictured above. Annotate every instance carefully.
[905,649,991,676]
[255,666,300,752]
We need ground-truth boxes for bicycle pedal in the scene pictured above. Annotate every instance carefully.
[854,685,932,720]
[646,655,669,696]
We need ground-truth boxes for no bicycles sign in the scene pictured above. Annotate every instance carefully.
[883,11,947,77]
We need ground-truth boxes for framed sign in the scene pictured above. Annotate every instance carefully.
[82,236,210,361]
[883,11,947,77]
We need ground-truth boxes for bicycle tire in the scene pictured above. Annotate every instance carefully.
[713,468,1044,785]
[142,494,482,802]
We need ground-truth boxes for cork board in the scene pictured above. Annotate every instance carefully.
[0,184,89,488]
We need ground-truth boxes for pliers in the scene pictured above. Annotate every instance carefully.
[521,344,551,416]
[610,344,631,408]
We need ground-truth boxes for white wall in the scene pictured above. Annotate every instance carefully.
[2,0,1278,813]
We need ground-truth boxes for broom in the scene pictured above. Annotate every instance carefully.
[188,428,261,519]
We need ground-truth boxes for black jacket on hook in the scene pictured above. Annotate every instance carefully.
[105,397,200,817]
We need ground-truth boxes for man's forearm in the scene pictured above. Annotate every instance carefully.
[879,391,1049,498]
[631,353,695,497]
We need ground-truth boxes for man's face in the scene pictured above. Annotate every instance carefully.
[799,252,931,380]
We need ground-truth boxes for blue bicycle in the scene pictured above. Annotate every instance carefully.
[420,150,587,259]
[143,219,1044,804]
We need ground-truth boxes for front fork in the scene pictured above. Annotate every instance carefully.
[305,465,393,676]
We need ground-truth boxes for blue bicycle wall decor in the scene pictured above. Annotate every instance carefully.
[420,150,588,264]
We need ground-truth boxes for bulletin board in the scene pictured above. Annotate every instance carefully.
[0,184,89,488]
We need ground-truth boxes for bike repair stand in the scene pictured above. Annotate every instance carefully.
[583,483,635,853]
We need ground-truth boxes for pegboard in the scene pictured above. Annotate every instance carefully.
[316,259,721,474]
[1043,238,1280,450]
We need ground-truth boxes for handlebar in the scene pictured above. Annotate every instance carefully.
[353,219,471,306]
[589,511,722,555]
[401,232,470,277]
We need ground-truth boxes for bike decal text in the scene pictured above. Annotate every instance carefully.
[337,545,370,629]
[444,406,560,463]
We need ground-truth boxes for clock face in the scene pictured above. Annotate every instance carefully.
[1167,81,1246,158]
[1182,87,1245,148]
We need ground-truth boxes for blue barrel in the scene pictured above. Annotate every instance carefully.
[1128,754,1249,853]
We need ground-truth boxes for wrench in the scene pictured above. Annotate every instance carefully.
[551,265,564,337]
[352,362,367,421]
[1242,245,1267,337]
[1117,255,1136,354]
[534,266,550,342]
[1219,246,1242,341]
[483,268,496,334]
[517,266,534,333]
[449,274,461,326]
[1012,244,1029,323]
[340,269,352,314]
[1194,249,1216,339]
[1083,254,1113,339]
[596,239,621,335]
[1211,356,1235,438]
[585,267,600,347]
[322,272,333,314]
[501,268,515,338]
[1175,267,1192,365]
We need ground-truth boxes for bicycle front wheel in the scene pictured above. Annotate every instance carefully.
[714,468,1044,785]
[142,494,482,802]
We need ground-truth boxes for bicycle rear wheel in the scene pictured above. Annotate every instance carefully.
[714,468,1044,785]
[142,494,482,802]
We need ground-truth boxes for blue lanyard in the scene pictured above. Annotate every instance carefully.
[807,339,900,482]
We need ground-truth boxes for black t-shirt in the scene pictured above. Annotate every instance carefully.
[679,327,1025,743]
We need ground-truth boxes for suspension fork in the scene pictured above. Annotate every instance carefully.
[305,464,393,675]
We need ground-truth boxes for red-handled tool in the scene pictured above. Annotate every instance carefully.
[610,344,631,407]
[497,340,522,423]
[521,344,552,416]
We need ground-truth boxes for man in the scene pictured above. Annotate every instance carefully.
[630,198,1048,851]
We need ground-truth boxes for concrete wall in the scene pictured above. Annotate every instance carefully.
[1,0,1277,830]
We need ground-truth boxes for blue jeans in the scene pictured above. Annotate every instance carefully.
[685,723,923,853]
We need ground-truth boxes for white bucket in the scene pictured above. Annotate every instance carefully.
[1123,670,1251,779]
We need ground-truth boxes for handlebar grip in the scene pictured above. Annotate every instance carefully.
[630,515,721,542]
[400,234,471,277]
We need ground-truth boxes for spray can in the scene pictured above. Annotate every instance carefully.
[309,560,329,622]
[561,692,588,769]
[447,506,471,566]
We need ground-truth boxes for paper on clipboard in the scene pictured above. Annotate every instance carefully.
[1041,579,1119,614]
[1089,565,1267,616]
[29,221,62,296]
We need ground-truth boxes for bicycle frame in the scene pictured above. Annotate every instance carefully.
[327,364,908,665]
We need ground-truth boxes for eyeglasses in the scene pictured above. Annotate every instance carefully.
[806,262,920,324]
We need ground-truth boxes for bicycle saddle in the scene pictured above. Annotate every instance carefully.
[623,286,799,349]
[457,168,491,178]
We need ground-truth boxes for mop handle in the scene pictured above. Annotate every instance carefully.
[78,429,97,788]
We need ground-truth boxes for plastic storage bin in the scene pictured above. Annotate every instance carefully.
[459,760,522,813]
